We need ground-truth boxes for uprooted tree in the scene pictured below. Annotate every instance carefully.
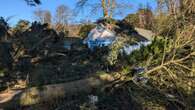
[104,0,195,109]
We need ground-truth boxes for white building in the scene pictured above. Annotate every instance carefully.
[83,24,116,50]
[83,24,153,55]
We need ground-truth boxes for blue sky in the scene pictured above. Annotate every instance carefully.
[0,0,157,25]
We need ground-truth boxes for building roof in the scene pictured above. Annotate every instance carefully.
[83,25,116,43]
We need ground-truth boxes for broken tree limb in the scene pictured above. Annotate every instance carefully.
[30,52,66,64]
[30,35,52,51]
[144,51,195,76]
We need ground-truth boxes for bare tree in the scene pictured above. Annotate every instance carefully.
[44,11,52,24]
[54,5,72,32]
[76,0,130,18]
[137,3,154,29]
[34,9,52,24]
[34,9,44,23]
[156,0,195,15]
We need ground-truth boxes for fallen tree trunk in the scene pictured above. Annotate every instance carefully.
[0,73,116,108]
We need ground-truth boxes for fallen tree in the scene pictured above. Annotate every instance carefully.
[0,72,119,109]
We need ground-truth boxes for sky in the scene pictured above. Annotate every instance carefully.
[0,0,157,26]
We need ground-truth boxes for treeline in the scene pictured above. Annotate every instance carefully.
[33,5,73,35]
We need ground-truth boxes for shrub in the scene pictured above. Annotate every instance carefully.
[126,36,172,66]
[153,14,187,38]
[102,37,127,66]
[123,14,139,27]
[55,23,69,36]
[96,17,117,25]
[79,24,95,39]
[14,20,30,32]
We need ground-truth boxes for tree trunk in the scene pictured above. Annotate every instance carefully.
[0,73,116,108]
[102,0,109,18]
[110,0,116,18]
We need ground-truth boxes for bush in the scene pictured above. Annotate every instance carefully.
[13,20,30,33]
[104,38,126,66]
[79,24,95,39]
[55,23,69,36]
[96,18,117,25]
[126,36,172,66]
[153,14,186,37]
[123,14,139,27]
